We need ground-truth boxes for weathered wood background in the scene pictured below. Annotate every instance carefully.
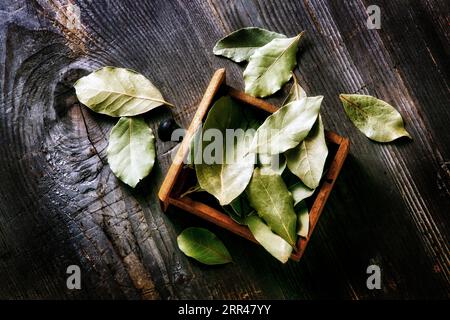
[0,0,448,299]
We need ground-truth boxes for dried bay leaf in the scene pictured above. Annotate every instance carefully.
[285,116,328,189]
[296,201,309,238]
[223,205,246,225]
[213,27,286,63]
[107,117,155,188]
[283,169,315,206]
[245,215,293,263]
[243,32,304,97]
[74,66,173,117]
[282,77,327,189]
[282,73,307,105]
[246,168,297,247]
[259,153,286,175]
[196,96,256,206]
[223,193,254,225]
[177,227,232,265]
[289,181,315,206]
[339,94,411,142]
[250,96,323,155]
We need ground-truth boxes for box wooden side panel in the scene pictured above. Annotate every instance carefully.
[227,87,278,113]
[158,68,226,210]
[169,197,258,243]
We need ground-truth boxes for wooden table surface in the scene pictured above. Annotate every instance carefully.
[0,0,448,299]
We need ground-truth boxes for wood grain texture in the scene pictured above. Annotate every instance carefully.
[0,0,448,299]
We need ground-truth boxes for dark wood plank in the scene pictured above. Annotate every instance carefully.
[0,0,448,299]
[203,0,450,298]
[0,0,224,299]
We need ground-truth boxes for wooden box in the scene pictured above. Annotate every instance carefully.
[159,69,350,261]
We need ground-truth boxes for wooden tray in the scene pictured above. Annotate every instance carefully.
[159,69,350,261]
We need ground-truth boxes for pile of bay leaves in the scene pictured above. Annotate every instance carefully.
[181,86,325,263]
[177,27,411,265]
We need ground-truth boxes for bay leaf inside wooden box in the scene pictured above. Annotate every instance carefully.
[159,68,349,261]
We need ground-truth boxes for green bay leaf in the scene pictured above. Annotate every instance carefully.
[107,117,155,188]
[243,32,304,97]
[177,227,232,265]
[339,94,411,142]
[213,27,286,63]
[246,168,297,247]
[196,96,256,205]
[285,116,328,189]
[74,66,173,117]
[246,215,293,263]
[250,96,323,155]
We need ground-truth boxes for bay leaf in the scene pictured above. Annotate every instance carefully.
[285,116,328,189]
[339,94,411,142]
[223,205,246,225]
[282,73,307,106]
[107,117,155,188]
[259,153,286,175]
[177,227,232,265]
[74,66,173,117]
[213,27,286,63]
[289,181,315,206]
[245,215,293,263]
[223,193,254,225]
[196,96,256,205]
[283,170,315,205]
[243,32,304,97]
[250,96,323,155]
[296,201,309,238]
[246,168,297,246]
